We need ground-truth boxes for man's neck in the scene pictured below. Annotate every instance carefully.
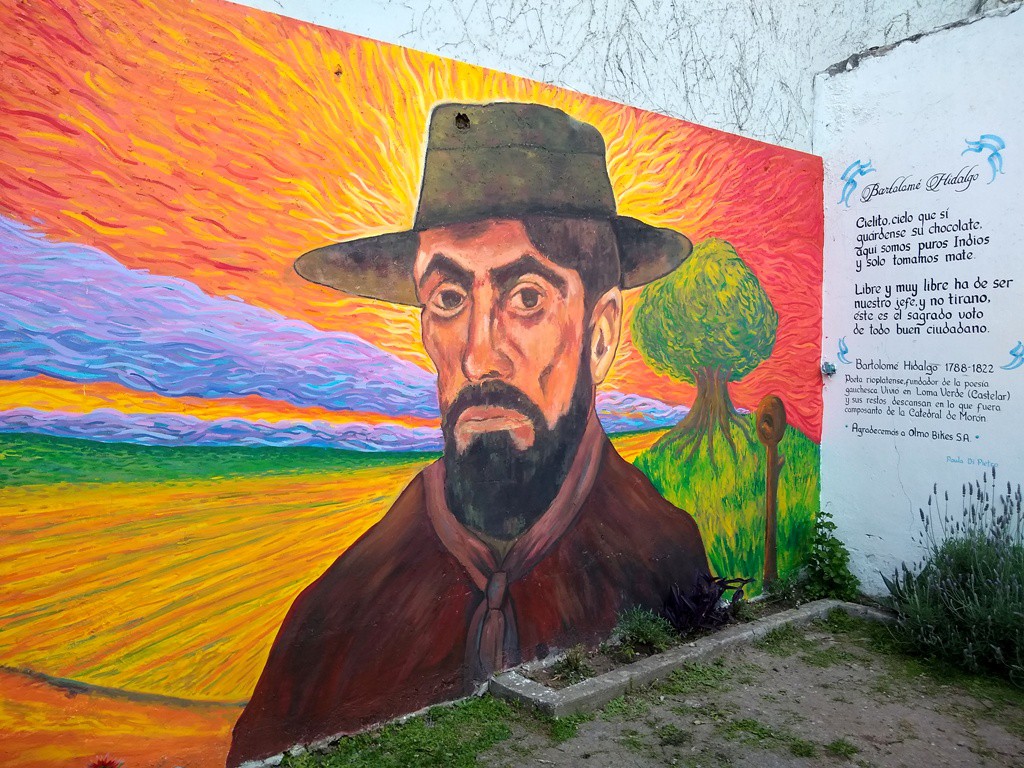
[470,528,516,560]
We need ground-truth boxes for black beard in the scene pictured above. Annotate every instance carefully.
[440,364,593,541]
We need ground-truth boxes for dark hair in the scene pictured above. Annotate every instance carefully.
[520,217,621,309]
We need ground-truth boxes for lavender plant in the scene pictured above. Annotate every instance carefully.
[883,468,1024,684]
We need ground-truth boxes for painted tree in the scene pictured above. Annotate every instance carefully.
[631,238,778,458]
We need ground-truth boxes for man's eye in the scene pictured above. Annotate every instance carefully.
[439,290,464,309]
[430,287,466,314]
[510,286,543,312]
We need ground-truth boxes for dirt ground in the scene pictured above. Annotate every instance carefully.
[480,613,1024,768]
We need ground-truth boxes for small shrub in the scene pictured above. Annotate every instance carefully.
[550,645,593,685]
[884,471,1024,683]
[732,598,758,623]
[662,573,753,634]
[805,511,860,601]
[614,607,678,656]
[765,569,809,604]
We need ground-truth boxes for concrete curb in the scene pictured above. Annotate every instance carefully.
[489,599,893,717]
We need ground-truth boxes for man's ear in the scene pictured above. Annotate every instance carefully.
[589,287,622,385]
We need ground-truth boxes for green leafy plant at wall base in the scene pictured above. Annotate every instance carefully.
[804,511,860,601]
[614,607,678,656]
[550,645,594,685]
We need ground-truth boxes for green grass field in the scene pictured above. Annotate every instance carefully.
[634,413,819,595]
[0,432,438,486]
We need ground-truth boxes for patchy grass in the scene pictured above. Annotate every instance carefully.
[826,738,860,758]
[719,716,774,741]
[755,623,813,656]
[656,660,734,695]
[837,614,1024,705]
[616,728,647,753]
[290,609,1024,768]
[671,701,738,723]
[718,716,816,757]
[282,697,515,768]
[825,611,1024,740]
[801,644,856,668]
[817,607,864,634]
[281,698,592,767]
[601,694,651,721]
[542,713,594,743]
[610,729,643,753]
[733,660,766,685]
[655,722,692,746]
[789,738,817,757]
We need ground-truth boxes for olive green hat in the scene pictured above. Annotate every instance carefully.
[294,102,691,304]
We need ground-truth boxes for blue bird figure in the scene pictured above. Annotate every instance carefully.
[962,134,1005,184]
[837,337,851,364]
[1001,341,1024,371]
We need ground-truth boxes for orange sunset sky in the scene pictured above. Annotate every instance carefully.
[0,0,824,441]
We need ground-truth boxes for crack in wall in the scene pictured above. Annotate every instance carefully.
[393,0,981,150]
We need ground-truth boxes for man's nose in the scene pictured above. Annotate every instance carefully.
[462,300,512,382]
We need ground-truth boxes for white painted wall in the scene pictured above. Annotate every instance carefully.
[814,3,1024,592]
[236,0,984,150]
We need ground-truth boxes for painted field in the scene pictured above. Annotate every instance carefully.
[0,430,664,768]
[606,429,666,462]
[0,461,429,702]
[0,669,240,768]
[0,431,659,702]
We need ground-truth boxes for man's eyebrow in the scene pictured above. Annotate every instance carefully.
[491,255,568,296]
[418,254,473,291]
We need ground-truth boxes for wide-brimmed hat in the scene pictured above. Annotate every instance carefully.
[294,102,691,304]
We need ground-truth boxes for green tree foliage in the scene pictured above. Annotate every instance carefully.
[631,238,778,458]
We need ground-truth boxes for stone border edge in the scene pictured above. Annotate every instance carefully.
[488,599,893,718]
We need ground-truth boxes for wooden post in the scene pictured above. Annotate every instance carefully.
[755,395,787,586]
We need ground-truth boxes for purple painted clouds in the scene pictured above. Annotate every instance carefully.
[0,217,691,449]
[0,393,687,451]
[0,408,443,452]
[0,216,439,417]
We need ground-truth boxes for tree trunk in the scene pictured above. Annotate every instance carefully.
[756,395,788,587]
[670,367,747,465]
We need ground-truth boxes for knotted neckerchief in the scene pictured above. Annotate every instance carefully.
[424,412,605,686]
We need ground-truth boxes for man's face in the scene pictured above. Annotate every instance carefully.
[414,219,589,453]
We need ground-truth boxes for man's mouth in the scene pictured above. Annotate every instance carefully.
[454,405,536,452]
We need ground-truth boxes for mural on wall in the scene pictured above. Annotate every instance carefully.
[0,0,823,766]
